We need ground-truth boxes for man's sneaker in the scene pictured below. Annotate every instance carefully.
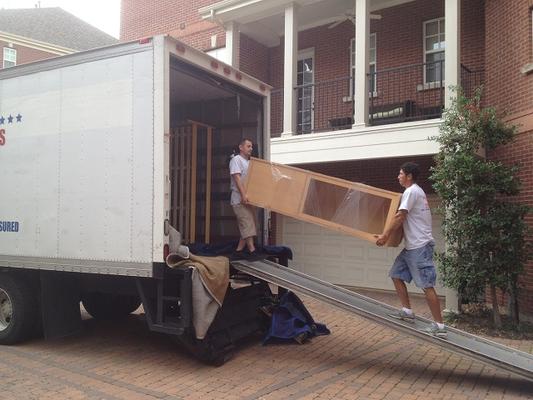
[423,322,448,339]
[387,309,415,322]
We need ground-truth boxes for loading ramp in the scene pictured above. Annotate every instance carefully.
[231,258,533,382]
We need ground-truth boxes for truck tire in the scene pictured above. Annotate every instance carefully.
[82,293,141,320]
[0,274,39,345]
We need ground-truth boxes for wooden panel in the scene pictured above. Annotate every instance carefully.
[244,159,308,215]
[205,127,212,244]
[189,124,197,243]
[245,158,403,247]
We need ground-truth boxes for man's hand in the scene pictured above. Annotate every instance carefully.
[375,233,388,247]
[241,194,249,205]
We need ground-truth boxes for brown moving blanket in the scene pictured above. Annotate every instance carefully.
[166,253,229,339]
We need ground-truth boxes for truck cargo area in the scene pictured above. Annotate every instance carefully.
[167,55,265,245]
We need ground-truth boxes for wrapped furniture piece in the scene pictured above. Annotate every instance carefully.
[244,158,403,247]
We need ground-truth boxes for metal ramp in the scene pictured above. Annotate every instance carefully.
[231,258,533,382]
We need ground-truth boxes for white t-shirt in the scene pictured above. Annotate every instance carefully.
[229,154,250,205]
[398,183,434,250]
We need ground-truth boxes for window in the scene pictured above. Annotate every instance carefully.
[297,49,314,134]
[424,18,445,84]
[3,47,16,68]
[350,33,377,96]
[520,8,533,74]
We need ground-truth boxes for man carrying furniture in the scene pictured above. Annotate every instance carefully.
[375,162,447,338]
[229,138,260,259]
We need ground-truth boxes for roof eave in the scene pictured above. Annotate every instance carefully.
[0,30,76,55]
[199,0,292,24]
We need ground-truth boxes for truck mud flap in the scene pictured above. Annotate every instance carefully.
[40,271,82,339]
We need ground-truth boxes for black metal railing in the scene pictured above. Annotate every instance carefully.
[368,60,445,126]
[270,60,485,135]
[270,88,283,137]
[461,65,485,100]
[294,76,353,134]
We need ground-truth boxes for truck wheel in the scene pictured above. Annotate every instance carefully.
[0,274,39,345]
[82,293,141,320]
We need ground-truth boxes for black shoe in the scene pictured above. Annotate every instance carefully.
[230,250,246,260]
[246,250,265,261]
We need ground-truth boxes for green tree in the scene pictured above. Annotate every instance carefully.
[430,87,531,327]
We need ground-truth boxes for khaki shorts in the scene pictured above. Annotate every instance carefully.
[232,204,258,239]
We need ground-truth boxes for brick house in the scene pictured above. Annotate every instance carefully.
[121,0,533,317]
[0,7,118,69]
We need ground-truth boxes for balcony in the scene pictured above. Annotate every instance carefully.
[271,60,485,137]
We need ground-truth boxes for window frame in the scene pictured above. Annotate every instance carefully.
[350,33,377,98]
[423,17,445,85]
[3,47,16,69]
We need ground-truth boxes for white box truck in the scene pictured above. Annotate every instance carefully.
[0,35,275,363]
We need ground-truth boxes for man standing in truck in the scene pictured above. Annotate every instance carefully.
[229,138,259,259]
[375,162,446,338]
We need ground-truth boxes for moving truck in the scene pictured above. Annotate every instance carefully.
[0,35,273,363]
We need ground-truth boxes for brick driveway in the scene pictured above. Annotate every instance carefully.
[0,290,532,400]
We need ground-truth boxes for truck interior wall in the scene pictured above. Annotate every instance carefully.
[169,57,264,246]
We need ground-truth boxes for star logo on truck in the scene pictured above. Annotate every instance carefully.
[0,112,22,147]
[0,113,22,124]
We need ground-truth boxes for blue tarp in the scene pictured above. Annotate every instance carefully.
[263,291,330,345]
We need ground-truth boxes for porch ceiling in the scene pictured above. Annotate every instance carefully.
[200,0,415,47]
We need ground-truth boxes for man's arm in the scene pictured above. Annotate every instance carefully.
[375,209,407,246]
[232,173,249,204]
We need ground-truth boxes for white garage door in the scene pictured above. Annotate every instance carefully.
[277,196,444,294]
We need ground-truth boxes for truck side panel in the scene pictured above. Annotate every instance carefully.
[0,47,155,274]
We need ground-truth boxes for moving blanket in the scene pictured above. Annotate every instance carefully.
[166,253,229,339]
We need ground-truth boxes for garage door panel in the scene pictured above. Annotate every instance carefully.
[367,264,393,290]
[290,260,324,279]
[367,246,393,262]
[302,223,324,236]
[284,219,304,235]
[321,240,343,258]
[343,243,366,259]
[302,240,323,257]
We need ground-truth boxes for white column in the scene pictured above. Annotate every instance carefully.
[444,288,459,314]
[225,21,240,68]
[445,0,461,109]
[352,0,370,128]
[282,3,298,137]
[443,0,461,314]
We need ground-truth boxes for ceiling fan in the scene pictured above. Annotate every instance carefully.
[328,12,382,29]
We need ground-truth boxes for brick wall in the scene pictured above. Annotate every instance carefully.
[120,0,223,50]
[485,0,533,115]
[239,34,269,83]
[0,41,58,68]
[485,0,533,315]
